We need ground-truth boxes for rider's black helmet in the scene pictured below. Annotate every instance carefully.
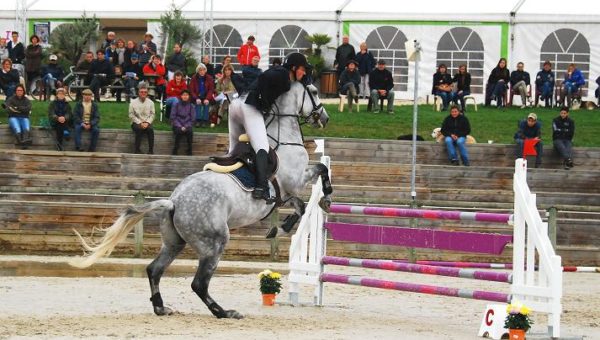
[283,52,312,71]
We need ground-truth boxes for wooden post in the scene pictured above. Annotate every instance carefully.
[547,206,557,248]
[134,193,145,258]
[270,209,280,261]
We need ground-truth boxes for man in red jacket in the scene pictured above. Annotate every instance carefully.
[237,35,260,67]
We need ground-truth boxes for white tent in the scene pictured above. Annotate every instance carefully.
[1,0,600,100]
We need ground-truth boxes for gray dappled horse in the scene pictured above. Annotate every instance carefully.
[70,82,331,319]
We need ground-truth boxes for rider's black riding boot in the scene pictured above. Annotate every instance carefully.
[252,149,273,202]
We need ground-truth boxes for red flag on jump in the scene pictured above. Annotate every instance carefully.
[523,138,539,157]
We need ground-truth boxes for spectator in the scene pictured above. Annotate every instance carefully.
[452,64,471,112]
[432,64,453,111]
[3,84,32,148]
[514,112,542,168]
[214,55,232,78]
[142,54,166,102]
[486,58,510,108]
[165,70,188,118]
[596,76,600,105]
[128,84,155,154]
[108,39,126,67]
[47,87,72,151]
[270,57,282,69]
[88,50,114,102]
[189,63,215,128]
[123,53,143,99]
[73,89,100,152]
[100,31,116,51]
[41,54,64,96]
[166,43,186,80]
[335,36,356,76]
[170,89,195,155]
[535,60,555,108]
[510,62,531,108]
[215,64,237,125]
[0,58,20,97]
[368,59,394,114]
[0,38,8,61]
[138,32,157,65]
[109,64,125,102]
[24,34,43,92]
[76,51,94,73]
[7,31,25,76]
[242,55,262,91]
[355,42,375,99]
[559,63,585,108]
[105,40,118,65]
[237,35,260,67]
[124,40,137,68]
[338,59,360,111]
[441,105,471,166]
[202,55,215,78]
[552,106,575,170]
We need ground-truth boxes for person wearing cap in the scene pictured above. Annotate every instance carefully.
[170,89,195,155]
[510,62,531,109]
[189,63,215,128]
[41,54,65,96]
[129,84,156,154]
[73,89,100,152]
[552,106,575,169]
[237,35,260,67]
[368,59,395,113]
[535,61,555,108]
[166,43,186,80]
[514,113,543,168]
[355,42,375,99]
[24,34,42,93]
[335,36,356,76]
[47,87,72,151]
[338,59,361,111]
[432,64,453,111]
[88,50,114,102]
[559,63,585,108]
[3,84,32,148]
[123,52,143,98]
[138,32,157,65]
[0,58,20,97]
[101,31,116,51]
[452,64,471,112]
[441,105,471,166]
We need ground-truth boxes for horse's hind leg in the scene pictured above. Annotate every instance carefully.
[190,238,243,319]
[147,211,186,316]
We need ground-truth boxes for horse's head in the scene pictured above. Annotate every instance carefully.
[295,82,329,128]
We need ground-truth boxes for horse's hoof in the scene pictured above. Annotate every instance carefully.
[225,310,244,319]
[319,196,331,213]
[154,306,174,316]
[265,226,278,239]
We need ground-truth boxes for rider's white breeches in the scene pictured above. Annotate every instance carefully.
[228,99,269,154]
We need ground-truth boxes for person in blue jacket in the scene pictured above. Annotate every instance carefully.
[355,42,375,99]
[559,63,585,108]
[535,61,555,108]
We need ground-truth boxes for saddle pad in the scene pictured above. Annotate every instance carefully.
[225,166,256,192]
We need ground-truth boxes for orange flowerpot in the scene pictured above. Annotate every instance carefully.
[262,293,276,306]
[509,329,526,340]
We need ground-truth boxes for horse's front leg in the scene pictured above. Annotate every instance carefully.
[307,163,333,212]
[265,197,305,239]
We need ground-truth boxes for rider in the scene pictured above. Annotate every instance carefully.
[226,52,311,202]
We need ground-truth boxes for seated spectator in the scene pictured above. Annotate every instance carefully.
[47,87,72,151]
[165,71,188,118]
[270,57,282,69]
[170,89,195,155]
[189,63,215,127]
[129,84,155,154]
[142,54,166,102]
[356,42,375,99]
[76,51,94,74]
[242,55,262,91]
[105,40,118,65]
[123,53,143,98]
[486,58,510,108]
[214,55,232,78]
[432,63,453,111]
[552,106,575,169]
[596,76,600,105]
[108,39,126,67]
[510,62,531,108]
[109,65,125,102]
[559,63,585,108]
[100,31,116,51]
[0,38,8,61]
[3,84,32,148]
[124,40,137,68]
[338,59,360,111]
[73,89,100,152]
[441,105,471,166]
[41,54,64,96]
[202,55,215,78]
[24,35,42,93]
[215,64,237,124]
[88,50,114,102]
[452,64,471,112]
[514,112,542,168]
[137,32,157,65]
[0,58,20,97]
[535,61,555,108]
[368,59,394,113]
[166,43,186,80]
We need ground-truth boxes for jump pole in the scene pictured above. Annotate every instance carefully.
[390,259,600,273]
[323,256,512,283]
[320,273,512,303]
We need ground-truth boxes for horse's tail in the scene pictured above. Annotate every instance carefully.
[69,199,174,268]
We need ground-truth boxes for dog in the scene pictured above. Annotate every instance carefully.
[431,127,477,144]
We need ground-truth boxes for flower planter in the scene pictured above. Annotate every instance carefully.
[509,329,526,340]
[262,293,276,306]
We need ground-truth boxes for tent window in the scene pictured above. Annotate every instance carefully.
[365,26,408,91]
[540,28,590,96]
[269,25,311,65]
[436,27,485,94]
[204,24,243,67]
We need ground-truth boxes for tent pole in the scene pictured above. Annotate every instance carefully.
[209,0,214,61]
[335,0,352,46]
[201,0,207,57]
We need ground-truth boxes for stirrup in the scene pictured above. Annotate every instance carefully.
[252,187,275,203]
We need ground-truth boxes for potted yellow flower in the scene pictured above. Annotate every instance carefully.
[504,300,534,340]
[258,269,282,306]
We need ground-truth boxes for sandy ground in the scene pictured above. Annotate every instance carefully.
[0,265,599,340]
